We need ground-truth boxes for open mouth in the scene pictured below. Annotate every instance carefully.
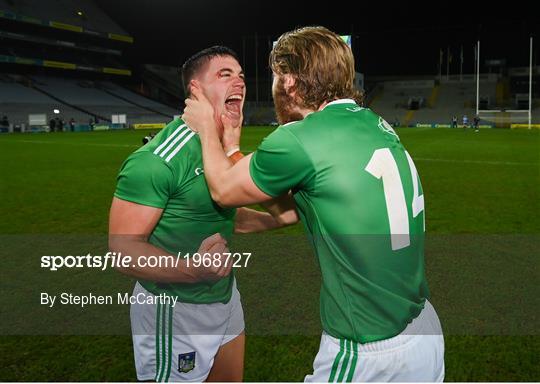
[224,94,243,117]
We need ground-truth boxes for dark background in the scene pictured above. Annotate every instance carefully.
[93,0,538,77]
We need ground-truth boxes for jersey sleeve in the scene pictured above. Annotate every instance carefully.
[114,151,174,208]
[249,126,314,197]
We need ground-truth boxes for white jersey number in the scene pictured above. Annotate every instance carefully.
[365,149,425,250]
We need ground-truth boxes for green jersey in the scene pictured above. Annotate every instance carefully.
[114,118,236,304]
[250,99,429,343]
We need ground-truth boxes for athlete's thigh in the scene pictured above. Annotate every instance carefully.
[206,332,245,382]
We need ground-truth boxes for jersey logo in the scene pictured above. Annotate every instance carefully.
[195,167,204,175]
[378,117,399,139]
[346,106,364,112]
[178,351,196,373]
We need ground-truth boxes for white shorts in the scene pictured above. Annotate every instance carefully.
[305,300,444,382]
[130,281,244,382]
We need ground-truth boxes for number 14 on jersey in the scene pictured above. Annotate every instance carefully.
[365,148,425,251]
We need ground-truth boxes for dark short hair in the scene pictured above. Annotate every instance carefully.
[181,46,240,97]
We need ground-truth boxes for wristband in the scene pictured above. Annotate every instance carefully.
[226,147,240,157]
[228,150,245,164]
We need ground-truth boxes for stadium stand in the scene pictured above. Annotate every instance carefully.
[0,0,128,36]
[0,0,182,130]
[140,64,184,110]
[0,73,87,130]
[0,40,127,69]
[412,76,497,126]
[367,75,518,127]
[144,64,183,95]
[0,74,178,129]
[97,81,178,117]
[1,0,536,130]
[369,79,434,126]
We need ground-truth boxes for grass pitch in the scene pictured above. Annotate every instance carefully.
[0,126,538,381]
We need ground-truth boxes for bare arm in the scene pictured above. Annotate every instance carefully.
[235,207,294,233]
[108,197,231,283]
[226,147,299,226]
[226,149,299,226]
[260,192,299,226]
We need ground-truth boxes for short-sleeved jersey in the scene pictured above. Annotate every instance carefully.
[250,99,429,343]
[114,118,236,304]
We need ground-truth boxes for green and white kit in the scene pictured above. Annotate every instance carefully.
[250,99,444,381]
[115,119,244,381]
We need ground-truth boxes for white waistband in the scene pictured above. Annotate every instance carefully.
[324,300,441,353]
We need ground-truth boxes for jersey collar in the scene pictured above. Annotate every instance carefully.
[321,99,357,110]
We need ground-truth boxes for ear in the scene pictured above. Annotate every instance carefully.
[188,79,202,98]
[282,74,296,93]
